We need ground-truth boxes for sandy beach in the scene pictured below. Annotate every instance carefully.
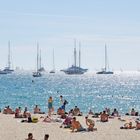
[0,113,140,140]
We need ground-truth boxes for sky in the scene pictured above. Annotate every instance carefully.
[0,0,140,71]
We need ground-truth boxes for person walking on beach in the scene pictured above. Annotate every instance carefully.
[48,96,53,116]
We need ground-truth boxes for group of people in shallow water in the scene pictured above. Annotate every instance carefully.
[1,95,140,139]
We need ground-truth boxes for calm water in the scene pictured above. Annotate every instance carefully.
[0,72,140,114]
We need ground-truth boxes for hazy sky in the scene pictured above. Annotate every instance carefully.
[0,0,140,71]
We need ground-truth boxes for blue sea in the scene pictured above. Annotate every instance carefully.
[0,72,140,114]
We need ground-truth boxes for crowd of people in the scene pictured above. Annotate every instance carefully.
[1,95,140,139]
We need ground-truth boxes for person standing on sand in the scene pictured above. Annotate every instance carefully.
[48,96,53,116]
[25,133,35,140]
[60,95,64,106]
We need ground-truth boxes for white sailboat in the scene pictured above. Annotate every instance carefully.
[33,43,42,77]
[97,44,113,74]
[0,41,14,74]
[50,49,55,73]
[38,49,45,72]
[61,40,88,75]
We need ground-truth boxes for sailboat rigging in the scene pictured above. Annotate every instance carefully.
[33,43,42,77]
[96,44,113,74]
[50,49,55,73]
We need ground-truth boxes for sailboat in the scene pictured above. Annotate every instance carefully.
[33,43,42,77]
[61,40,88,75]
[96,44,113,74]
[38,49,45,72]
[0,41,14,74]
[50,49,55,73]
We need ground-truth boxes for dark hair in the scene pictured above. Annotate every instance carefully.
[44,134,49,139]
[28,133,33,137]
[73,117,76,120]
[60,95,63,98]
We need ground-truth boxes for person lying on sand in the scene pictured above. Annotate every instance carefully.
[34,105,45,114]
[135,121,140,130]
[85,116,97,131]
[43,116,51,123]
[3,106,15,114]
[60,116,72,128]
[120,121,136,129]
[25,133,35,140]
[21,114,39,123]
[100,111,108,122]
[71,117,86,132]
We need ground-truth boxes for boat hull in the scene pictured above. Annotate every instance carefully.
[96,71,114,74]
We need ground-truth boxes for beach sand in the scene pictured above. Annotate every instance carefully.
[0,114,140,140]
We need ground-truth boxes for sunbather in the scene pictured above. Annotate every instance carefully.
[85,116,97,131]
[71,117,86,132]
[100,111,108,122]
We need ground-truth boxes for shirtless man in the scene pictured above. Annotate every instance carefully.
[34,105,44,114]
[71,117,86,132]
[100,111,108,122]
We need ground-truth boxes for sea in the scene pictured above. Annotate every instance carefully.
[0,71,140,115]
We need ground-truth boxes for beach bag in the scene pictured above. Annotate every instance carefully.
[32,117,38,123]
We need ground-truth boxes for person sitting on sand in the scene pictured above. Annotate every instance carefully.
[111,108,119,117]
[34,105,45,114]
[3,106,14,114]
[73,106,82,116]
[85,116,97,131]
[69,109,74,116]
[88,109,94,115]
[25,133,35,140]
[120,121,136,129]
[15,107,23,118]
[100,111,108,122]
[43,116,51,123]
[71,117,86,132]
[57,107,65,115]
[105,108,110,116]
[21,113,33,123]
[131,108,136,116]
[23,107,30,118]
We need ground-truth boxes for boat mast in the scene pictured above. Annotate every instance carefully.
[37,43,39,72]
[105,44,107,71]
[79,42,81,68]
[74,39,77,67]
[8,41,11,69]
[52,48,55,71]
[39,49,41,69]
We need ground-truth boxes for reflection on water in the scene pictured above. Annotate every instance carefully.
[0,72,140,114]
